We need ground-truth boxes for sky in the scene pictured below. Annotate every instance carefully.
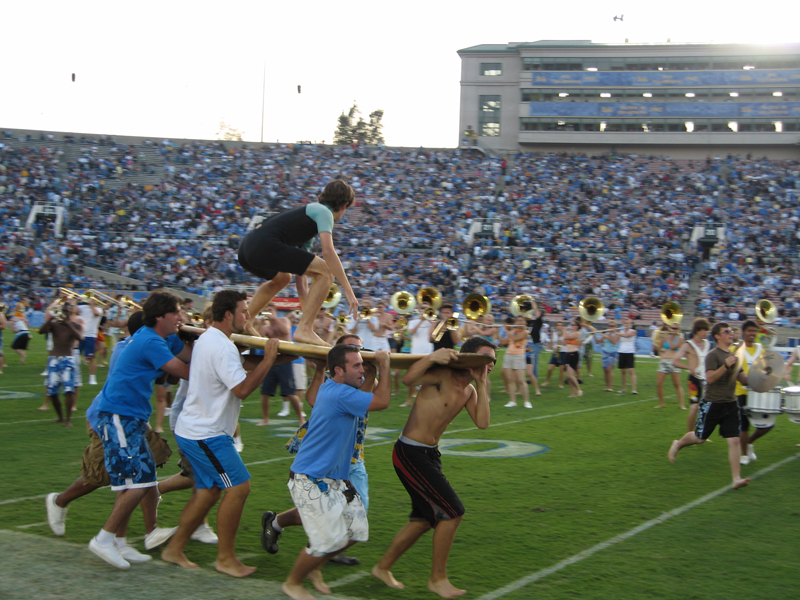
[2,0,798,148]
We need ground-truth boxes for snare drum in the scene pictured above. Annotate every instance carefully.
[782,386,800,414]
[746,387,783,414]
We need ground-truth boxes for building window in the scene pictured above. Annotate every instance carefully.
[479,95,501,136]
[481,63,503,76]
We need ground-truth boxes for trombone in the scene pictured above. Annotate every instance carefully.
[432,312,461,343]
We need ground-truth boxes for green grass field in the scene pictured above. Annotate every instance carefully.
[1,337,799,600]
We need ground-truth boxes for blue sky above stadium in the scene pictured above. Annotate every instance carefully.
[2,0,796,147]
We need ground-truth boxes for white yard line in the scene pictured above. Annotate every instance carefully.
[327,570,370,588]
[477,452,800,600]
[0,494,48,506]
[16,521,48,529]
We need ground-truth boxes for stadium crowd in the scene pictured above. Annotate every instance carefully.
[1,131,799,323]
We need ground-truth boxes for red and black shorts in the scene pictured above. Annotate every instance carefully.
[392,437,464,528]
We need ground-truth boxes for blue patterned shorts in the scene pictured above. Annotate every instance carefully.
[96,411,158,491]
[46,356,76,396]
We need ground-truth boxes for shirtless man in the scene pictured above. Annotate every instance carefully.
[39,301,83,426]
[257,304,304,426]
[671,318,710,432]
[314,309,335,345]
[372,301,394,352]
[372,337,495,599]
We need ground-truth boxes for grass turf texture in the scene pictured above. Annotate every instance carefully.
[1,336,799,600]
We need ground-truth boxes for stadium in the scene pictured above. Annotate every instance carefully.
[2,37,800,600]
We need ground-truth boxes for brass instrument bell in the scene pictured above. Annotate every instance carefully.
[578,297,605,322]
[463,294,491,321]
[660,302,683,326]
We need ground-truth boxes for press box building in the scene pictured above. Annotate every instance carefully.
[457,40,800,157]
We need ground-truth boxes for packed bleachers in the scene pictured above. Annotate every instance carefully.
[2,129,798,325]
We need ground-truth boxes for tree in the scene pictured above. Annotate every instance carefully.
[333,103,385,146]
[216,120,244,141]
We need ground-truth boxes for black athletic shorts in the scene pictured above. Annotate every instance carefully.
[688,375,704,404]
[549,352,561,366]
[695,399,741,439]
[260,361,296,397]
[11,333,30,350]
[392,438,464,527]
[618,352,635,370]
[565,351,580,370]
[238,233,315,281]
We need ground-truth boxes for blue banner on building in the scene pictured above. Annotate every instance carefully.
[529,102,800,118]
[531,70,800,87]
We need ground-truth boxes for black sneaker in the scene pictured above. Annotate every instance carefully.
[329,553,361,566]
[260,510,281,554]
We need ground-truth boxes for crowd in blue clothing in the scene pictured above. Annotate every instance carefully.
[1,132,798,322]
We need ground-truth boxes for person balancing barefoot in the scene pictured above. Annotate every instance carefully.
[668,322,751,490]
[162,290,282,577]
[372,337,496,599]
[237,179,358,346]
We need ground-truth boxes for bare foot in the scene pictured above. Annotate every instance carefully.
[399,403,412,408]
[568,395,577,398]
[654,405,665,409]
[428,578,466,599]
[256,420,270,426]
[214,558,256,578]
[161,548,200,570]
[558,385,564,389]
[293,328,331,347]
[282,582,317,600]
[243,320,262,337]
[668,440,680,463]
[37,405,49,411]
[155,428,164,434]
[577,390,583,397]
[680,406,687,410]
[71,405,77,411]
[64,421,74,428]
[308,569,330,594]
[372,565,405,589]
[733,478,751,489]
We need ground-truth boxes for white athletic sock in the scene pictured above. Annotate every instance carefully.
[115,536,128,547]
[96,528,116,546]
[272,517,283,532]
[234,436,242,445]
[282,401,290,412]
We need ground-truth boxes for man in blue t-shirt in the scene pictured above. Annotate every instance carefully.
[87,292,191,571]
[282,345,391,600]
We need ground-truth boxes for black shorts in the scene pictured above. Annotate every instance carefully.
[260,361,296,397]
[695,399,741,439]
[238,232,315,281]
[549,352,561,366]
[392,438,464,527]
[11,333,30,350]
[688,375,704,404]
[565,351,580,370]
[618,353,635,370]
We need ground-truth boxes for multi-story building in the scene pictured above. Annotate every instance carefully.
[458,40,800,157]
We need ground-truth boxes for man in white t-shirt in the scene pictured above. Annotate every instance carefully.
[162,290,281,578]
[349,306,378,350]
[77,297,104,385]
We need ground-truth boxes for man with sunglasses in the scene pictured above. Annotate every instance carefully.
[668,322,751,489]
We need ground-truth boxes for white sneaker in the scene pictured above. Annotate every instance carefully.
[524,401,533,409]
[276,410,290,417]
[89,375,98,385]
[740,455,751,466]
[233,437,244,453]
[46,493,67,536]
[747,444,757,461]
[89,537,130,569]
[191,523,219,544]
[115,541,152,563]
[40,370,47,376]
[504,401,517,408]
[143,526,177,550]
